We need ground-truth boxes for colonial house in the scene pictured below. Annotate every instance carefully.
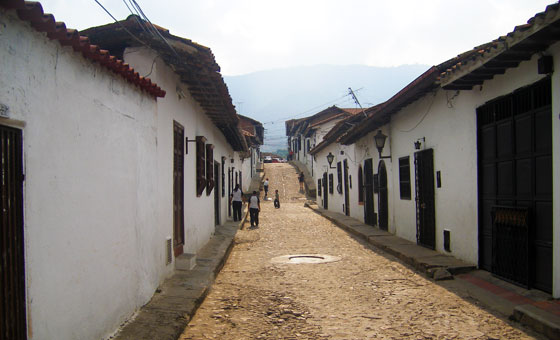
[285,106,360,177]
[309,106,379,221]
[315,3,560,297]
[0,2,256,339]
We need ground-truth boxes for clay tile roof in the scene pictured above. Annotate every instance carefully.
[439,2,560,90]
[81,15,248,151]
[1,0,165,98]
[340,108,364,115]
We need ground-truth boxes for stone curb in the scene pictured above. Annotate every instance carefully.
[305,202,560,340]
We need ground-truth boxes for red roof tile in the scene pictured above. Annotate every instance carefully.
[1,0,165,98]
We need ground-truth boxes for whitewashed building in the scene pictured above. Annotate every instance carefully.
[0,2,253,339]
[239,114,264,192]
[330,4,560,297]
[286,106,359,177]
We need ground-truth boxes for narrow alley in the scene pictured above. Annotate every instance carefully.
[179,163,544,340]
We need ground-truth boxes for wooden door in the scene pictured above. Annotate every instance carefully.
[343,159,350,216]
[363,159,376,226]
[173,122,185,256]
[415,148,436,249]
[1,125,26,340]
[378,160,388,230]
[214,162,220,226]
[477,78,552,292]
[322,172,328,209]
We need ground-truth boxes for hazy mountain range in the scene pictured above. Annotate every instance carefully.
[224,64,430,152]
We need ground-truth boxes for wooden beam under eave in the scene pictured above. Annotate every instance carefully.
[442,84,474,90]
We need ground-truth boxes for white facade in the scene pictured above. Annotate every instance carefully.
[0,12,164,340]
[321,44,560,297]
[124,47,242,252]
[0,9,250,340]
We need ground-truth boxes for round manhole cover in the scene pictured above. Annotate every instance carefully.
[271,254,341,264]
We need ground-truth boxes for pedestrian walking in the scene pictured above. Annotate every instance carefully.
[263,178,269,198]
[230,184,243,221]
[274,189,280,209]
[298,171,305,192]
[249,191,260,228]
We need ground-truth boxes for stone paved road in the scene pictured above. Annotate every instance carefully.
[180,163,544,340]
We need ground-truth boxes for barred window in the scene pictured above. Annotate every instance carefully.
[399,156,411,200]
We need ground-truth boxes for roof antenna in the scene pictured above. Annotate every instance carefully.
[348,87,367,118]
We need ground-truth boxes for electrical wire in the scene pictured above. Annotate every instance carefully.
[93,0,149,48]
[395,91,437,133]
[129,0,180,58]
[261,90,357,125]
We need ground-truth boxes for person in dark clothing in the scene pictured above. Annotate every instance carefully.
[298,172,305,191]
[230,184,243,221]
[249,191,260,228]
[263,178,269,198]
[274,189,280,209]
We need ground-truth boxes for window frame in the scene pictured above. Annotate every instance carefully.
[399,156,412,200]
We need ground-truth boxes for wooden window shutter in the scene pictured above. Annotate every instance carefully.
[196,136,207,197]
[328,173,334,194]
[206,144,214,195]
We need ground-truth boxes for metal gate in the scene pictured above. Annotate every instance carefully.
[415,148,436,249]
[1,125,26,340]
[378,160,388,230]
[363,159,376,226]
[491,206,530,288]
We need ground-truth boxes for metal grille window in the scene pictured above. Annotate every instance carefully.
[399,156,411,199]
[336,162,342,194]
[328,173,334,194]
[317,179,322,196]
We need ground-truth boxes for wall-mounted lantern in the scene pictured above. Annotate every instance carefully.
[374,130,391,159]
[414,137,426,150]
[326,152,337,169]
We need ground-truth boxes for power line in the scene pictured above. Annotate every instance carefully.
[93,0,149,48]
[261,90,359,125]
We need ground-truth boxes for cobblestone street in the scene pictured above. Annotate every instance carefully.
[180,163,545,340]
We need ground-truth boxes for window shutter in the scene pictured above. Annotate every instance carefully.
[328,174,334,194]
[317,179,322,196]
[206,144,214,195]
[196,136,207,197]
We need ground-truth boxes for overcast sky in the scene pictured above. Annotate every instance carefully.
[36,0,556,75]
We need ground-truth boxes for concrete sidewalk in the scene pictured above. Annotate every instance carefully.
[111,208,247,340]
[305,202,560,340]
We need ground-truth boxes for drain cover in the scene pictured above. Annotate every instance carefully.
[271,254,341,264]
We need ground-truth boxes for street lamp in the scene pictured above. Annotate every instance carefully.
[374,130,391,159]
[326,152,336,169]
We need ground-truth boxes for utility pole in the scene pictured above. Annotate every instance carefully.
[348,87,368,118]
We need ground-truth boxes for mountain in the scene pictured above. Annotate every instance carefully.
[224,64,430,152]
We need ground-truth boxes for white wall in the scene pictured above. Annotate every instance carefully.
[0,12,164,340]
[125,47,238,253]
[384,47,557,269]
